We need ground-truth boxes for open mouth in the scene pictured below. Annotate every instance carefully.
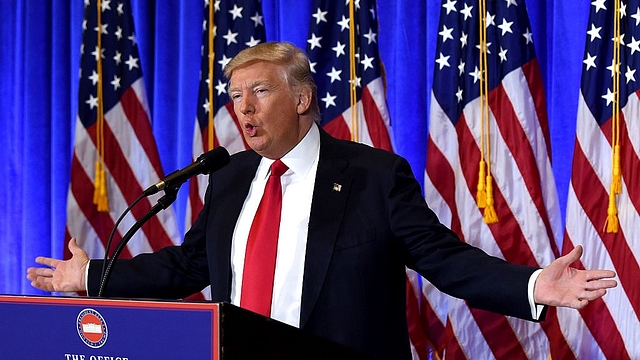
[244,122,257,136]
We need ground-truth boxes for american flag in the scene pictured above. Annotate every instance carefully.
[187,0,266,227]
[424,0,572,359]
[305,0,394,151]
[560,0,640,358]
[66,0,180,272]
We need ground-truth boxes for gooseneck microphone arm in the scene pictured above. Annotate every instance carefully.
[96,147,230,298]
[97,186,179,298]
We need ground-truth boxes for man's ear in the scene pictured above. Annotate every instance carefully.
[296,87,312,114]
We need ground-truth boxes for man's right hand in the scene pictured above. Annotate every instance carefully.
[26,238,89,293]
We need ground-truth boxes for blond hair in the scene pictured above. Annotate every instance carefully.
[224,42,321,122]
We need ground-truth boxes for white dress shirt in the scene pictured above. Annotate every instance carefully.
[230,123,320,327]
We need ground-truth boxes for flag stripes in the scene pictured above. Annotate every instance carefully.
[66,0,180,279]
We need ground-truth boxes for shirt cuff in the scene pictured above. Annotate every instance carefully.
[85,260,91,296]
[528,268,545,320]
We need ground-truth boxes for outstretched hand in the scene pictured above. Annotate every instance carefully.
[534,245,617,309]
[26,238,89,293]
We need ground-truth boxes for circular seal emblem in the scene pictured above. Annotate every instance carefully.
[76,308,108,348]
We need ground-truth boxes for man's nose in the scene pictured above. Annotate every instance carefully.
[239,95,255,115]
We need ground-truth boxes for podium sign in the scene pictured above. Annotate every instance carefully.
[0,295,220,359]
[0,295,372,360]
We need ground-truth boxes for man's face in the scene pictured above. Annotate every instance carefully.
[228,61,309,159]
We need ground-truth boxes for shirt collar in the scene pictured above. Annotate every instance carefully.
[258,123,320,180]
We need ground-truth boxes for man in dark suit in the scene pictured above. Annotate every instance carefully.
[28,42,617,359]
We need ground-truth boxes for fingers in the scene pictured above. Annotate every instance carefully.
[68,237,80,252]
[34,256,60,269]
[561,245,583,265]
[585,269,617,282]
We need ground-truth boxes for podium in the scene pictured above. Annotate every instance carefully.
[0,295,372,359]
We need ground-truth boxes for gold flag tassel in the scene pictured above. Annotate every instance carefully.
[476,160,487,208]
[93,1,109,212]
[478,0,498,224]
[604,184,619,233]
[604,0,622,233]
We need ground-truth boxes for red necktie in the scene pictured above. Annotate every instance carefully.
[240,159,288,317]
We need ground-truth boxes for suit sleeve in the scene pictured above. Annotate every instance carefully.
[388,156,543,321]
[86,197,213,299]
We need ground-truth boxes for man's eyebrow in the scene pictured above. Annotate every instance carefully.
[229,79,272,92]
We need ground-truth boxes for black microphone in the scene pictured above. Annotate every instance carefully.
[142,147,230,196]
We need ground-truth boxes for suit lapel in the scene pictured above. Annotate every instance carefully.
[299,131,354,328]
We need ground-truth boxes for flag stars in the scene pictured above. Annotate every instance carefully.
[86,94,99,109]
[250,12,263,27]
[504,0,518,7]
[612,33,625,46]
[313,8,328,24]
[202,98,211,113]
[89,71,100,85]
[499,47,508,62]
[333,41,346,57]
[327,67,342,83]
[321,92,337,108]
[218,55,232,70]
[363,28,377,44]
[229,4,243,20]
[113,51,122,65]
[94,23,108,35]
[592,0,606,13]
[461,3,473,20]
[587,24,602,42]
[439,25,454,43]
[223,29,239,45]
[497,18,513,36]
[337,15,350,31]
[111,75,121,90]
[460,32,468,48]
[246,36,261,47]
[101,0,112,12]
[627,37,640,54]
[456,87,463,102]
[632,7,640,25]
[607,59,621,77]
[602,88,615,106]
[584,53,597,70]
[625,66,636,83]
[128,33,137,46]
[523,28,534,44]
[476,42,492,54]
[361,54,375,70]
[308,33,322,50]
[435,52,450,70]
[470,66,482,83]
[443,0,457,15]
[92,46,105,61]
[485,12,496,27]
[215,80,227,95]
[458,59,465,75]
[125,55,139,70]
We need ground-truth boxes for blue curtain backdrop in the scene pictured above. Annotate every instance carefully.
[0,0,587,295]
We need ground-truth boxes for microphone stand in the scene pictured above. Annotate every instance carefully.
[97,186,180,298]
